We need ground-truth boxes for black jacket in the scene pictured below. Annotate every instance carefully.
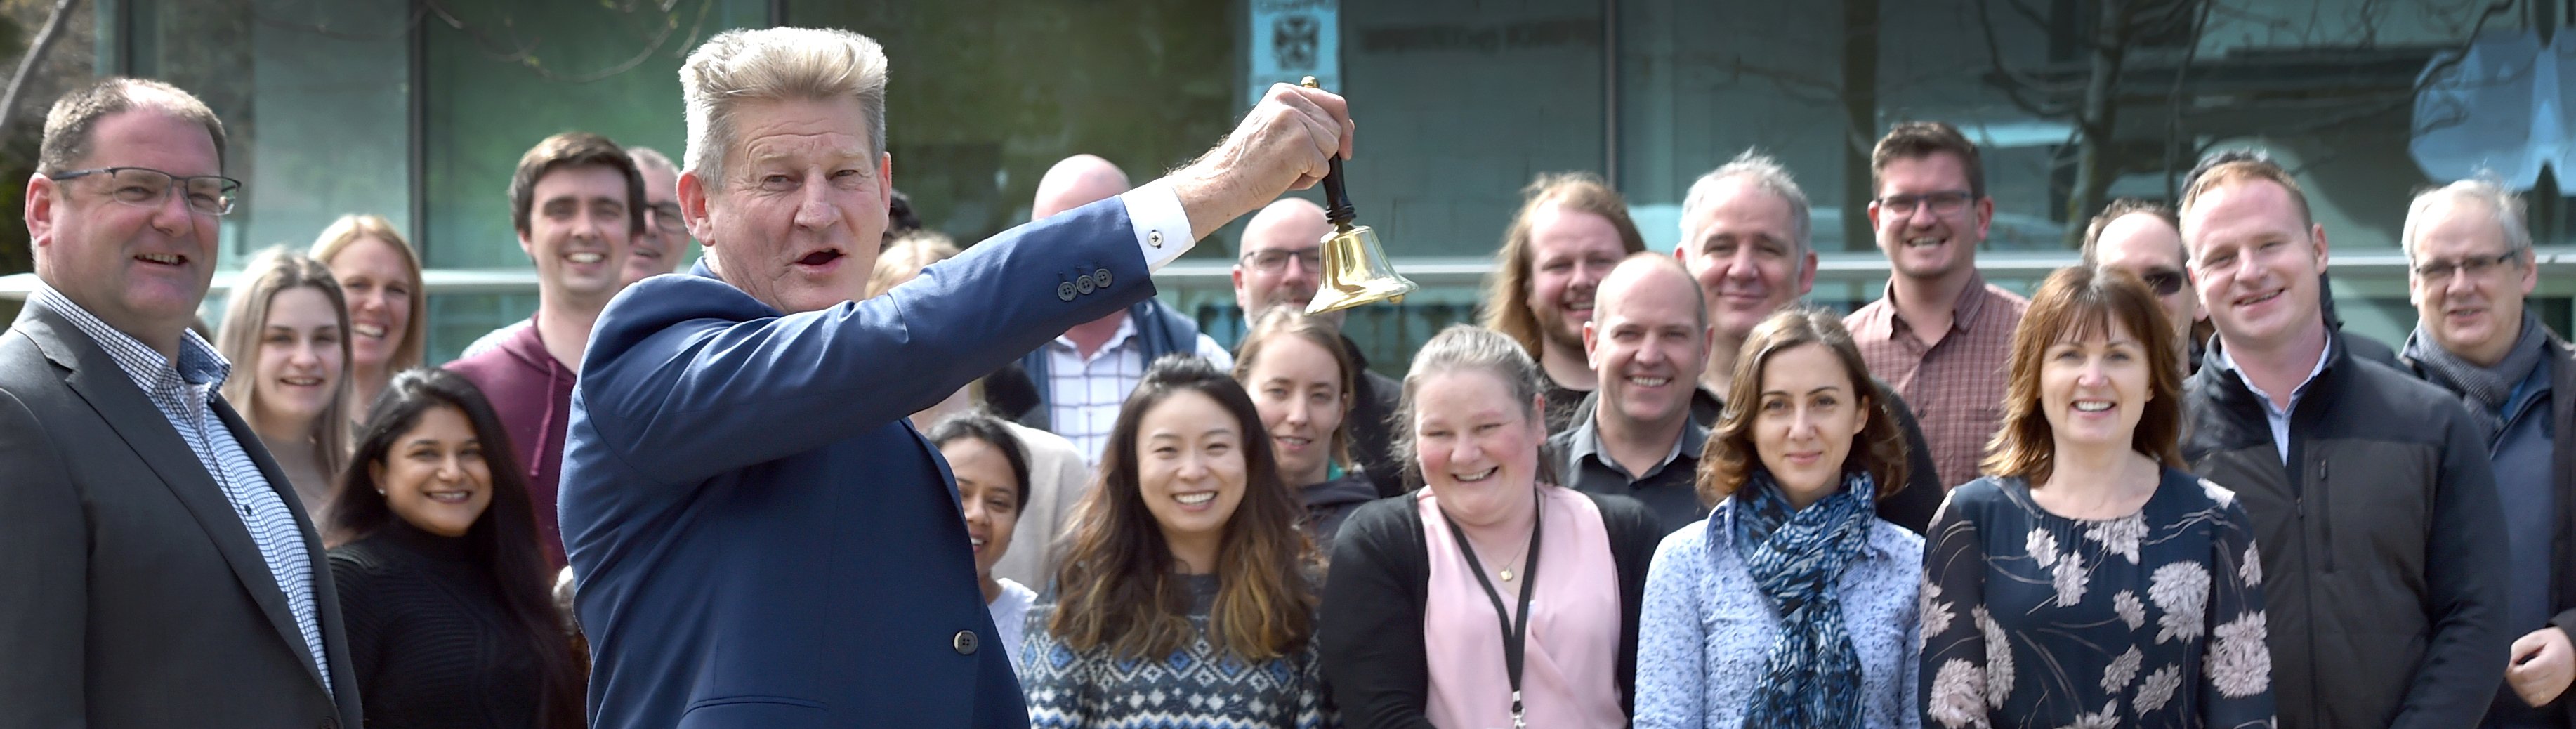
[1317,490,1662,728]
[2183,331,2510,728]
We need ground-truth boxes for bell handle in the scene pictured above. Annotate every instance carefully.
[1302,76,1358,228]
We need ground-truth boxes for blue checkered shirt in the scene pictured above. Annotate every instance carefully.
[33,285,332,694]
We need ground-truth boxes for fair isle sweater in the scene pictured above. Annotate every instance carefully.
[1018,574,1333,728]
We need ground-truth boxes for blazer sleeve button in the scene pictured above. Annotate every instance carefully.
[952,629,980,655]
[1057,282,1078,302]
[1075,273,1097,296]
[1093,268,1113,289]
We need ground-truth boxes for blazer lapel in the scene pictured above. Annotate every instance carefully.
[23,307,331,693]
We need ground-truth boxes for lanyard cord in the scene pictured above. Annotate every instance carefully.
[1438,490,1544,729]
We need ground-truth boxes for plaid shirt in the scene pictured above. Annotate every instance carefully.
[31,284,333,694]
[1041,317,1235,464]
[1844,273,2028,490]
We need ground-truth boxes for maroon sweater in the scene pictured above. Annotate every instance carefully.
[442,317,573,569]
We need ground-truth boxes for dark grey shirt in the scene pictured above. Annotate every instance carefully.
[1549,411,1710,536]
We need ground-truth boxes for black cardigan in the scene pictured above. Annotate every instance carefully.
[1318,489,1663,728]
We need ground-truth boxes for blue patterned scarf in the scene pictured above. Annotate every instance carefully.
[1730,470,1876,729]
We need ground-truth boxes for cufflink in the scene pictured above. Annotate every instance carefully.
[1075,273,1097,296]
[1093,268,1113,289]
[1148,230,1164,248]
[1057,282,1077,302]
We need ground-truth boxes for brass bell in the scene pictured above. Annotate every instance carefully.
[1301,77,1417,315]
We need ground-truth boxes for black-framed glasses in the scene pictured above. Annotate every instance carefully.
[645,202,685,234]
[1240,248,1322,272]
[2136,268,2187,296]
[2411,250,2520,282]
[53,166,241,216]
[1874,190,1975,217]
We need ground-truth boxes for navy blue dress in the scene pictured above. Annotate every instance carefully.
[1919,468,2275,729]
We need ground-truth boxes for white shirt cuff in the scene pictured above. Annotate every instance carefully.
[1118,178,1195,271]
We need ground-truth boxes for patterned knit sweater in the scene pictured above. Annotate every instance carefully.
[1018,574,1334,728]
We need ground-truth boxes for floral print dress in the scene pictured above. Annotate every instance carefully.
[1919,468,2274,729]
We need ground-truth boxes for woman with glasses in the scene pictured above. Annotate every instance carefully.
[1632,308,1924,728]
[1320,324,1664,728]
[312,214,428,420]
[1918,267,2272,728]
[215,247,354,519]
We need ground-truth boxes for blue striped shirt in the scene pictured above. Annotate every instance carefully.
[32,285,332,694]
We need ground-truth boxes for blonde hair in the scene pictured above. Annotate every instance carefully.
[681,27,889,190]
[868,230,959,298]
[308,214,426,373]
[216,247,353,483]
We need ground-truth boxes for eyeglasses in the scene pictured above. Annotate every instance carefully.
[2411,250,2520,282]
[1874,190,1976,218]
[53,166,241,216]
[2136,268,2187,296]
[645,202,685,234]
[1240,248,1322,272]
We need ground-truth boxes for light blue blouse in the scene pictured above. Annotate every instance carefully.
[1634,499,1926,729]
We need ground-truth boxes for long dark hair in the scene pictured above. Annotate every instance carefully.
[328,368,585,729]
[1048,355,1319,662]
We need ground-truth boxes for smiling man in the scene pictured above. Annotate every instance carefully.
[2177,152,2506,729]
[622,146,690,282]
[1548,254,1712,534]
[558,27,1353,728]
[1843,121,2028,491]
[1480,171,1648,433]
[445,131,645,569]
[1,77,361,727]
[2393,180,2576,728]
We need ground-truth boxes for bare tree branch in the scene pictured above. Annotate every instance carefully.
[0,0,85,149]
[1976,0,2079,117]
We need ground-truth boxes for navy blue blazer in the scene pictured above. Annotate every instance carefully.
[560,199,1155,728]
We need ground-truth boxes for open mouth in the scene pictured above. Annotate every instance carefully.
[1625,376,1671,388]
[1905,236,1947,249]
[135,252,188,267]
[2072,400,2114,414]
[423,489,473,504]
[566,251,606,265]
[352,324,387,341]
[277,376,324,388]
[1173,492,1217,506]
[1275,435,1313,449]
[797,249,846,268]
[1453,466,1499,483]
[2233,289,2282,308]
[968,534,987,553]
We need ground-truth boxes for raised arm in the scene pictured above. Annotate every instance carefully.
[0,389,85,725]
[2391,413,2511,728]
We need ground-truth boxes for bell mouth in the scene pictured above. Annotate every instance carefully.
[1306,223,1419,314]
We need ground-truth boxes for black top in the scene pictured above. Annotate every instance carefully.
[1317,489,1664,728]
[1547,410,1709,537]
[1342,334,1409,499]
[329,521,548,729]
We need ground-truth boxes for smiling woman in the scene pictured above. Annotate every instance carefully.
[1023,355,1330,728]
[324,367,586,729]
[215,247,352,520]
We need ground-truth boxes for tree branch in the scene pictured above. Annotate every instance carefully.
[0,0,85,150]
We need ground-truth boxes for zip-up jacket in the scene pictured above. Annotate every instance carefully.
[2183,331,2510,728]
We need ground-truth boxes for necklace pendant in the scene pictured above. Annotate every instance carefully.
[1499,568,1515,582]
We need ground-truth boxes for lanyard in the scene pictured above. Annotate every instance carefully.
[1439,492,1544,729]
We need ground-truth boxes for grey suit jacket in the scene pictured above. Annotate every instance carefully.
[0,301,362,729]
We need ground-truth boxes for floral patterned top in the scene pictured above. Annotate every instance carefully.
[1919,468,2275,729]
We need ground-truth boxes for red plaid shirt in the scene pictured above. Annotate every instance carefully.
[1844,273,2028,490]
